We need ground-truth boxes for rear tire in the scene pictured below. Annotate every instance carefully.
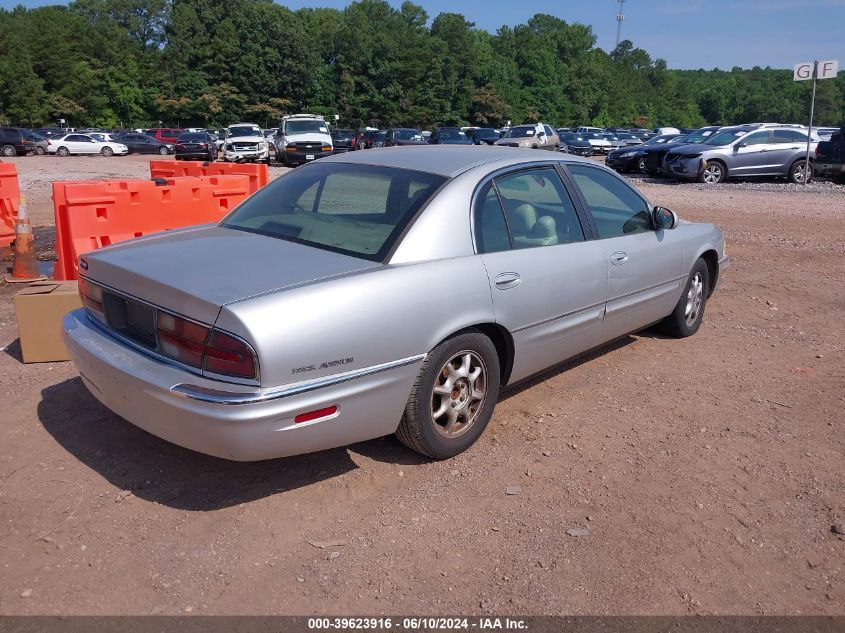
[1,145,15,157]
[658,258,710,338]
[35,146,46,155]
[788,159,812,184]
[396,331,500,459]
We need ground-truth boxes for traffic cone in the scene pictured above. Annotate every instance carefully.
[4,196,46,283]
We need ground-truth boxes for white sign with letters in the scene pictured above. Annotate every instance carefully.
[794,60,839,81]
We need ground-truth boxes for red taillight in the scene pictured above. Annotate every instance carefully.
[175,144,185,150]
[294,406,338,424]
[78,276,103,313]
[156,312,208,368]
[155,312,256,379]
[199,143,208,149]
[203,330,256,379]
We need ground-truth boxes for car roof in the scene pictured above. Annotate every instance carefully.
[319,145,593,177]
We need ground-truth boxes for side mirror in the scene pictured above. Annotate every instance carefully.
[737,141,748,148]
[652,206,677,230]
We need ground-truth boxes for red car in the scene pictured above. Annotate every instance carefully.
[142,128,183,144]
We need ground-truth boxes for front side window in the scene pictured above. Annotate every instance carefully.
[742,131,770,146]
[568,165,652,239]
[222,163,445,261]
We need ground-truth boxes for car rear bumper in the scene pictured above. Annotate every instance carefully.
[814,162,845,176]
[175,151,213,160]
[62,309,423,461]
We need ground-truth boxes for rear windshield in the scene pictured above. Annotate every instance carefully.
[222,163,447,261]
[178,133,207,141]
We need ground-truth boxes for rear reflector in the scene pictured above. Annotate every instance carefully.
[294,406,338,424]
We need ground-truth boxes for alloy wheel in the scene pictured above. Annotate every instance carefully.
[685,272,704,326]
[431,351,488,439]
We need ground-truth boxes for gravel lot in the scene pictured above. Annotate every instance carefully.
[0,153,843,616]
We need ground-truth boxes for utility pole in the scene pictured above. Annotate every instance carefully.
[615,0,626,48]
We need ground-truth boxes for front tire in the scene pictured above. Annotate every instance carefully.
[101,146,113,157]
[638,157,647,173]
[788,159,812,184]
[659,258,710,338]
[396,331,500,459]
[159,146,169,155]
[1,145,15,157]
[698,161,726,184]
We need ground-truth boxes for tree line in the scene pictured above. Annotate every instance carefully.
[0,0,842,130]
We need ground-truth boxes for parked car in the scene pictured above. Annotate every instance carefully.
[64,146,729,461]
[175,131,216,161]
[331,129,356,153]
[114,132,173,155]
[602,133,626,151]
[225,123,270,164]
[494,123,560,151]
[352,127,379,150]
[368,130,387,148]
[142,128,182,144]
[656,127,681,136]
[642,126,722,176]
[574,126,606,135]
[383,128,428,146]
[582,131,613,155]
[25,129,49,155]
[664,125,818,184]
[605,134,684,173]
[0,127,37,156]
[464,128,500,145]
[812,127,845,183]
[47,133,128,157]
[429,128,473,145]
[615,132,643,146]
[274,114,332,166]
[557,131,593,157]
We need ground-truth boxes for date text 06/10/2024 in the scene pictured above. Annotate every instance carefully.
[307,618,528,630]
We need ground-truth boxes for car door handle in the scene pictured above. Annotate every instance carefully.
[610,251,629,266]
[494,272,521,289]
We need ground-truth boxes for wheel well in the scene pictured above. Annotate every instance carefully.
[442,323,515,386]
[700,249,718,297]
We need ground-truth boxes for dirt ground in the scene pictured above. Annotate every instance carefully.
[0,153,843,616]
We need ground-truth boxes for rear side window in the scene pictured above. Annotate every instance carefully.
[772,129,808,144]
[568,165,652,239]
[222,163,445,261]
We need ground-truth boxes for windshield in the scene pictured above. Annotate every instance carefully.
[222,163,446,261]
[437,129,470,142]
[643,135,675,146]
[705,129,749,146]
[284,120,328,135]
[507,126,537,138]
[585,132,605,139]
[178,133,207,141]
[394,129,423,141]
[617,133,636,140]
[228,126,261,138]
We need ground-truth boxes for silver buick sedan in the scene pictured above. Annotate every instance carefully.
[63,146,729,461]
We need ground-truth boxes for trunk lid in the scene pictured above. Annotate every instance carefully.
[81,225,379,324]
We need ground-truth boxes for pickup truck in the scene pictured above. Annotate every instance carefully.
[814,135,845,184]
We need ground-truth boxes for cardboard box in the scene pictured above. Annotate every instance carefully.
[14,280,82,363]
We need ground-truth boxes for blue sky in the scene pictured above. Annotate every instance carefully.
[4,0,844,70]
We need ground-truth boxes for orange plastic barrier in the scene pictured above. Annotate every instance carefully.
[149,160,268,195]
[52,175,251,280]
[0,163,21,249]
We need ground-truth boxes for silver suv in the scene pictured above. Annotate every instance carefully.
[664,125,819,184]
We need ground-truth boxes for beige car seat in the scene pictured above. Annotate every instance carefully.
[510,203,558,248]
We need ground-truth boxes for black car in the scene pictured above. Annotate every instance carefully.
[641,126,722,176]
[464,127,500,145]
[383,128,427,147]
[557,131,592,156]
[331,129,355,153]
[0,127,37,157]
[174,132,215,161]
[115,132,173,155]
[367,130,387,149]
[429,127,473,145]
[605,134,682,173]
